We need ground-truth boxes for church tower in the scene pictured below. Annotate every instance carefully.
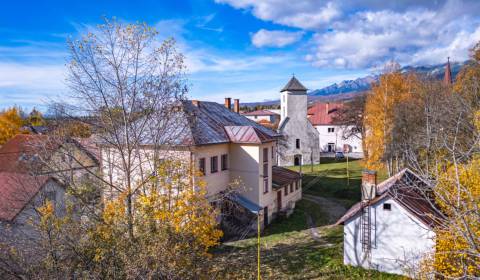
[277,76,319,166]
[280,76,308,122]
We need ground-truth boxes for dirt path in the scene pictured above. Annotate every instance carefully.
[302,194,347,241]
[303,194,347,224]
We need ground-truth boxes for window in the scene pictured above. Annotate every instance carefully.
[290,182,294,193]
[295,180,300,190]
[210,156,218,173]
[263,178,268,193]
[263,148,268,163]
[296,139,300,149]
[254,115,258,119]
[221,154,228,171]
[199,158,206,175]
[328,127,335,133]
[271,146,275,159]
[383,203,391,211]
[284,185,288,196]
[44,190,56,206]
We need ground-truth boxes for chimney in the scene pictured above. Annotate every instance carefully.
[233,99,240,113]
[361,170,377,201]
[192,100,200,107]
[224,97,232,110]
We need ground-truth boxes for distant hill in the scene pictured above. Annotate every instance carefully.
[243,61,465,107]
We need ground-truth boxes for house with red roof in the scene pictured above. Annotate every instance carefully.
[307,102,363,157]
[336,169,443,276]
[0,134,99,249]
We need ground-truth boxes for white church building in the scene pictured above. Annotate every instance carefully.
[336,169,443,277]
[277,76,320,166]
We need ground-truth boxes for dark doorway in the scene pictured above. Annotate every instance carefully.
[277,191,282,212]
[294,155,302,166]
[327,143,335,152]
[263,207,269,227]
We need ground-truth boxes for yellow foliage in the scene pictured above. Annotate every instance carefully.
[0,107,27,145]
[363,71,417,170]
[434,158,480,277]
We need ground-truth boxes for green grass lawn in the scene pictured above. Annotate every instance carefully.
[211,159,398,279]
[290,158,388,208]
[213,200,400,279]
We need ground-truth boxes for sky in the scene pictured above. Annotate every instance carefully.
[1,0,480,111]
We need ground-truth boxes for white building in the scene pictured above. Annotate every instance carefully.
[100,98,302,234]
[277,77,320,166]
[242,109,280,124]
[336,169,442,277]
[307,102,363,157]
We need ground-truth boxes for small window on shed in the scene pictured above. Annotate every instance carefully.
[383,203,391,211]
[295,139,300,149]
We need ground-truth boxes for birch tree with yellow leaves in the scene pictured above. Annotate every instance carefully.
[363,62,417,175]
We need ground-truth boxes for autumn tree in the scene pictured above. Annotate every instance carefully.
[0,161,223,279]
[363,63,417,174]
[27,108,45,127]
[0,107,27,145]
[378,47,480,278]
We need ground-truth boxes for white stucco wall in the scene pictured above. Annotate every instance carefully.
[315,125,363,155]
[343,197,436,276]
[244,115,276,123]
[193,143,230,197]
[278,90,320,166]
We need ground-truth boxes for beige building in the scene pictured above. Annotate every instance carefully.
[100,98,302,233]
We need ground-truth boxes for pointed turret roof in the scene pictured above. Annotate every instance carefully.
[281,76,307,92]
[444,57,452,85]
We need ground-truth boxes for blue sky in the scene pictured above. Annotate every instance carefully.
[1,0,480,111]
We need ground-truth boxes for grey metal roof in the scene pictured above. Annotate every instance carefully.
[181,100,281,146]
[281,76,307,92]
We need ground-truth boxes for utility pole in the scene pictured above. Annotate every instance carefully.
[257,211,261,280]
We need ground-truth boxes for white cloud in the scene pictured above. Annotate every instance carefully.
[251,29,303,47]
[217,0,480,68]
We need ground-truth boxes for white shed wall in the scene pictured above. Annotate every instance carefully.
[343,197,435,276]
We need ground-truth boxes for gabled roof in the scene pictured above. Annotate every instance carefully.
[0,172,55,221]
[281,76,307,92]
[307,102,343,125]
[179,101,281,146]
[224,126,275,144]
[272,166,301,189]
[336,169,444,229]
[242,110,279,116]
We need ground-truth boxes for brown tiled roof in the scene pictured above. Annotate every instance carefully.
[0,135,56,173]
[0,134,99,174]
[0,172,52,221]
[307,102,343,125]
[272,166,301,189]
[281,76,307,92]
[336,169,443,229]
[242,110,279,116]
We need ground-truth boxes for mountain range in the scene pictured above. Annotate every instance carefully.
[243,61,465,107]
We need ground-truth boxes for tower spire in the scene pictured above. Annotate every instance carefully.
[444,57,452,86]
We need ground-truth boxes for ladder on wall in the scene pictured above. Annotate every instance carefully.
[360,202,372,252]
